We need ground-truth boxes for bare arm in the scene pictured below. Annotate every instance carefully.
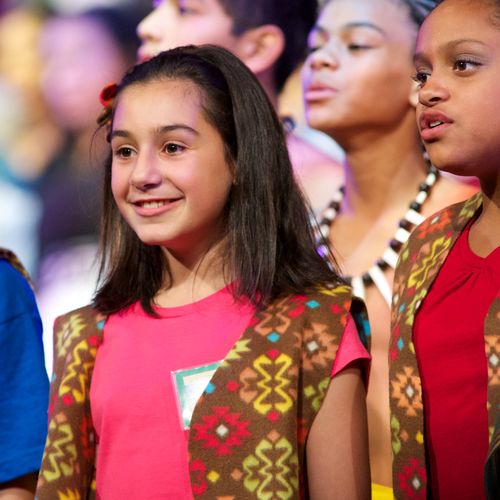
[0,473,37,500]
[306,364,371,500]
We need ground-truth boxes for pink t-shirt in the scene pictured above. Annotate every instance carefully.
[90,287,369,499]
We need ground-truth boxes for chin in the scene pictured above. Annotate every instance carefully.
[426,154,474,178]
[305,111,337,134]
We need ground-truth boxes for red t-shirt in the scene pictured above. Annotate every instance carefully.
[90,287,369,499]
[414,218,500,499]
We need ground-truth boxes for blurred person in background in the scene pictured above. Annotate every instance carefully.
[137,0,344,213]
[34,6,143,373]
[0,6,59,275]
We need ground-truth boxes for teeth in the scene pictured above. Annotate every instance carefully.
[429,120,443,128]
[141,201,167,209]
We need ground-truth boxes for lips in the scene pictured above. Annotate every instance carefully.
[304,81,339,102]
[419,110,453,142]
[130,197,183,216]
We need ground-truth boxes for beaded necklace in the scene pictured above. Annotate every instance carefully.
[315,162,440,306]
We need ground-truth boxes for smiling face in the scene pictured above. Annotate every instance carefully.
[414,0,500,178]
[301,0,418,142]
[137,0,238,62]
[110,79,234,258]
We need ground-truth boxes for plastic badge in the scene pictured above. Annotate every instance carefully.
[172,360,222,429]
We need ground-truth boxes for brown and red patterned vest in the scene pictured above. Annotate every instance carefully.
[37,285,367,499]
[389,193,500,499]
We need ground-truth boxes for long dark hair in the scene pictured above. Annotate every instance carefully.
[93,44,341,315]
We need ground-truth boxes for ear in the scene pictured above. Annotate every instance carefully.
[409,79,419,108]
[233,24,285,76]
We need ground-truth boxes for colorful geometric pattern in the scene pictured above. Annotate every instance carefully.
[36,286,359,499]
[389,193,500,499]
[188,286,353,498]
[36,307,105,500]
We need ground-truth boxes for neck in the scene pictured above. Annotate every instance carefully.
[156,239,229,307]
[470,174,500,255]
[338,117,428,217]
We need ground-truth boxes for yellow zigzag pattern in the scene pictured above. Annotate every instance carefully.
[253,353,293,416]
[42,419,77,482]
[407,236,451,290]
[59,339,97,404]
[56,314,87,360]
[317,284,351,297]
[242,437,297,499]
[222,338,252,367]
[274,437,298,498]
[57,488,82,500]
[311,377,329,412]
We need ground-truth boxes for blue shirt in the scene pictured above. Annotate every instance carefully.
[0,259,49,483]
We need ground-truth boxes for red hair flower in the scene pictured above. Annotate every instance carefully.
[97,82,118,126]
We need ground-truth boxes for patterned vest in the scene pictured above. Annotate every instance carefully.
[37,285,365,499]
[389,193,500,499]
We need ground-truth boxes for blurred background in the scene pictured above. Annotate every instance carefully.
[0,0,151,370]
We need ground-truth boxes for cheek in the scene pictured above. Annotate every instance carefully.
[196,167,232,208]
[110,168,127,202]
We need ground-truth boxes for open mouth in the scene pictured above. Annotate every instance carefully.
[428,120,444,129]
[131,197,183,213]
[138,200,168,209]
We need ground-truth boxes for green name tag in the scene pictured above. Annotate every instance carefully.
[172,361,222,429]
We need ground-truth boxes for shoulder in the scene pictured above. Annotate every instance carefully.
[268,285,353,322]
[53,304,104,345]
[0,248,30,287]
[0,258,30,289]
[51,305,104,374]
[392,193,482,310]
[404,192,482,254]
[0,253,37,322]
[423,174,479,217]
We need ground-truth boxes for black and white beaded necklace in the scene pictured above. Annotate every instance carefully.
[315,161,440,306]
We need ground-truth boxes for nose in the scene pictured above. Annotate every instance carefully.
[137,10,159,44]
[130,151,163,191]
[307,43,340,71]
[418,74,450,107]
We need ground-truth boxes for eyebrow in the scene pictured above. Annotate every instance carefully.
[313,21,386,36]
[414,38,488,64]
[110,124,199,140]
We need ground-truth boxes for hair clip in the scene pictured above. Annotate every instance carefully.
[97,82,118,126]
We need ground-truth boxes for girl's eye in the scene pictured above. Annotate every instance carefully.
[164,143,186,154]
[347,43,372,51]
[412,71,430,86]
[177,1,193,15]
[115,146,135,159]
[453,58,481,72]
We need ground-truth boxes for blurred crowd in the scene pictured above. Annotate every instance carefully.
[0,0,153,370]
